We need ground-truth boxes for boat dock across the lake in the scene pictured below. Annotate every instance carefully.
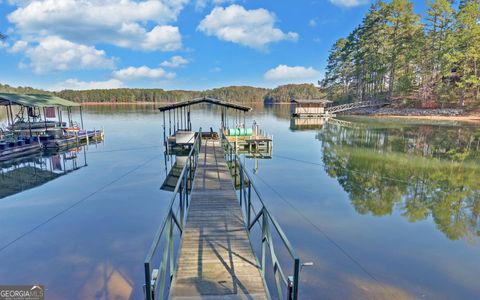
[0,93,104,160]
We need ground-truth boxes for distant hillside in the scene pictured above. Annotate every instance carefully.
[0,83,322,104]
[0,83,49,95]
[264,84,325,103]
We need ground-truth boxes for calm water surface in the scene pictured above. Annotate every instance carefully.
[0,104,479,299]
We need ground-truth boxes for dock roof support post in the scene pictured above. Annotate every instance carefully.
[180,106,183,130]
[187,106,191,131]
[176,108,179,131]
[67,106,72,127]
[43,107,48,131]
[57,107,61,127]
[8,102,14,125]
[173,108,176,133]
[162,111,166,146]
[5,103,11,125]
[168,110,171,136]
[80,106,84,129]
[27,109,32,138]
[221,107,224,129]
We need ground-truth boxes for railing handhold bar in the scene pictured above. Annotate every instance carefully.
[248,209,264,231]
[171,210,183,233]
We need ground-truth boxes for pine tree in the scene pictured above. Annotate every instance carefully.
[424,0,454,105]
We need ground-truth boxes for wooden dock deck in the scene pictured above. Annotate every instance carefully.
[170,138,268,299]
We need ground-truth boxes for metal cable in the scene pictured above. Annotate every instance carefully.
[0,154,161,253]
[252,170,389,292]
[275,154,415,185]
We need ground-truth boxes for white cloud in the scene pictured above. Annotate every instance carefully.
[264,65,321,81]
[329,0,369,7]
[51,78,124,91]
[9,40,28,52]
[18,36,114,73]
[195,0,235,11]
[113,66,175,81]
[141,26,182,51]
[309,19,317,27]
[160,55,189,68]
[8,0,185,51]
[197,4,298,50]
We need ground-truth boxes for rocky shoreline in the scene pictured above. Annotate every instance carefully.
[346,107,466,116]
[344,107,480,122]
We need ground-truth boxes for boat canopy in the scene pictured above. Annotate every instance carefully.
[0,93,80,107]
[291,99,333,104]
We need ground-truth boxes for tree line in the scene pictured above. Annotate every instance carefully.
[321,0,480,108]
[0,83,322,104]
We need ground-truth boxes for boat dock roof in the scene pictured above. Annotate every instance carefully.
[0,93,80,107]
[159,96,251,112]
[291,98,333,104]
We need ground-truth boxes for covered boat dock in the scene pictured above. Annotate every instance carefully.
[158,97,272,155]
[0,93,83,132]
[159,96,251,136]
[1,93,102,155]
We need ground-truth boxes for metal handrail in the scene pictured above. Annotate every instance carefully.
[220,130,301,300]
[144,128,202,300]
[326,100,391,114]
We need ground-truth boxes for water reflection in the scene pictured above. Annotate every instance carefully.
[1,105,480,299]
[0,147,88,199]
[318,118,480,241]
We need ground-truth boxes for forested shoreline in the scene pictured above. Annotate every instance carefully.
[3,0,480,110]
[321,0,480,108]
[0,83,322,104]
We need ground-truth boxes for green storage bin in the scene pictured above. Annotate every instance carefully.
[228,128,240,136]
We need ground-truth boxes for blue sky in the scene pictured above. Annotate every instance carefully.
[0,0,428,91]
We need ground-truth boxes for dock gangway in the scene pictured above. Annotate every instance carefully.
[144,128,300,299]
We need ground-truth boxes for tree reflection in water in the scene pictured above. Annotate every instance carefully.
[319,119,480,241]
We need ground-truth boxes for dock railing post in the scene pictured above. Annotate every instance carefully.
[247,184,251,226]
[291,258,300,300]
[239,163,243,206]
[188,156,192,193]
[184,169,188,210]
[144,262,152,300]
[179,183,184,225]
[169,216,174,282]
[261,208,267,277]
[234,151,237,189]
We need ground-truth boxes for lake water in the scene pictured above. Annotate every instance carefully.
[0,104,479,299]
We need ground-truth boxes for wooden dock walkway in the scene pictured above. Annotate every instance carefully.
[170,138,268,299]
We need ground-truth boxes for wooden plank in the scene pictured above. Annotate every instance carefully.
[170,139,268,300]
